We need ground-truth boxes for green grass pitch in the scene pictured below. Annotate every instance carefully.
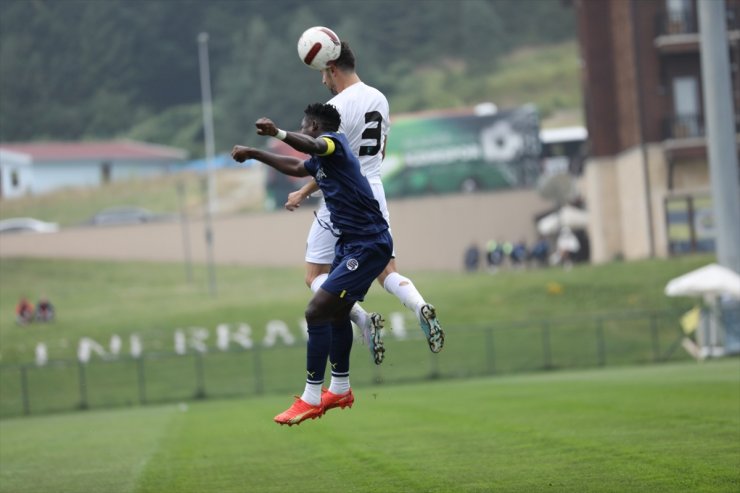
[1,359,738,493]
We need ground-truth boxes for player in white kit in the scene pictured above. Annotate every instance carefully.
[286,41,445,364]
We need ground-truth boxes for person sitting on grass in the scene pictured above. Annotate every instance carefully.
[35,296,55,322]
[15,297,34,325]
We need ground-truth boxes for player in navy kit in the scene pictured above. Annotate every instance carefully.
[231,103,393,426]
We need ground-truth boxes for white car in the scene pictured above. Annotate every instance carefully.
[0,217,60,234]
[89,206,159,226]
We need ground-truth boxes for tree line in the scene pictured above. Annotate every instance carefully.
[0,0,575,157]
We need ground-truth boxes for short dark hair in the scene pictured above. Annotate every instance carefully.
[304,103,341,132]
[331,41,355,72]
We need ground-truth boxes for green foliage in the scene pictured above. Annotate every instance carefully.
[1,360,738,492]
[127,104,204,157]
[0,0,577,153]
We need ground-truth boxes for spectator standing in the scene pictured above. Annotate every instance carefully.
[464,242,480,272]
[510,240,528,268]
[529,236,550,267]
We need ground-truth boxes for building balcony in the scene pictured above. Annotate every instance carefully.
[655,11,697,36]
[662,115,705,140]
[662,113,740,162]
[654,5,740,53]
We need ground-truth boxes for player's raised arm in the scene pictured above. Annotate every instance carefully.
[231,145,308,178]
[255,117,330,156]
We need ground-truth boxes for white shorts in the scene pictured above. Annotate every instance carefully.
[305,177,394,264]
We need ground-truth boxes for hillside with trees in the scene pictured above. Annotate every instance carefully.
[0,0,577,157]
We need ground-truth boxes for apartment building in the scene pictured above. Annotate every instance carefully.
[574,0,739,262]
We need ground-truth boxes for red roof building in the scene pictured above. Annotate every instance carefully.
[0,140,187,198]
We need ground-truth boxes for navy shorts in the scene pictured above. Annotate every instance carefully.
[321,230,393,302]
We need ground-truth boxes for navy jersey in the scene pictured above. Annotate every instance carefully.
[304,132,388,237]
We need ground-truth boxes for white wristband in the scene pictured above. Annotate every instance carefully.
[274,129,287,141]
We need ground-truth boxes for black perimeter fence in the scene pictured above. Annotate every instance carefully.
[0,310,693,418]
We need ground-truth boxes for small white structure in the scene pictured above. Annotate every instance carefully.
[537,205,589,236]
[665,263,740,359]
[0,140,187,197]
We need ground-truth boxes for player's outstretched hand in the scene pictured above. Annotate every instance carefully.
[285,190,305,211]
[231,145,253,163]
[255,118,277,137]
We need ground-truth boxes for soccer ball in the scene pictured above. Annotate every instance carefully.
[297,26,341,70]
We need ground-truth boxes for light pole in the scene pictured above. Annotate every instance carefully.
[197,32,217,297]
[698,0,740,274]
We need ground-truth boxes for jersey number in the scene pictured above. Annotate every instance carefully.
[359,111,383,156]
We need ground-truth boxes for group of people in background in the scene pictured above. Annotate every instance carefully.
[464,231,580,273]
[15,296,55,325]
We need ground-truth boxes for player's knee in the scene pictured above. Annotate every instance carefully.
[304,301,327,325]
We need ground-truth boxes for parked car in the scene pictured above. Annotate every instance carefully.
[88,206,164,226]
[0,217,60,234]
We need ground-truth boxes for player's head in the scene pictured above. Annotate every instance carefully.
[301,103,341,136]
[321,41,356,95]
[331,41,356,72]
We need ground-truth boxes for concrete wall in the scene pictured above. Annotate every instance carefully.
[585,143,688,263]
[0,189,552,272]
[584,155,622,263]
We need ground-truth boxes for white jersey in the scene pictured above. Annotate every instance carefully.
[328,81,390,180]
[305,81,392,264]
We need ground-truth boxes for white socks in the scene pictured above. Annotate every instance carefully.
[328,375,350,395]
[383,272,425,315]
[301,382,322,406]
[350,303,369,331]
[310,273,329,293]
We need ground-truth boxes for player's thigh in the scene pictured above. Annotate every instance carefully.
[369,180,391,227]
[322,232,393,302]
[369,179,397,258]
[305,216,337,265]
[376,258,398,286]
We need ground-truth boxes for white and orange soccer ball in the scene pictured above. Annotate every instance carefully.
[297,26,341,70]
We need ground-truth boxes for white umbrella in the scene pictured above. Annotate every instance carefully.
[537,205,589,235]
[665,263,740,299]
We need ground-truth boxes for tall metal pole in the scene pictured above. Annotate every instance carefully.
[198,32,218,296]
[698,0,740,274]
[176,180,193,283]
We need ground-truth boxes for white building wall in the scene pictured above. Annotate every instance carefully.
[31,160,173,194]
[0,150,33,199]
[32,162,102,194]
[111,161,171,181]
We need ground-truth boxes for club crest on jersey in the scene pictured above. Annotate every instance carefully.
[315,167,327,181]
[346,258,359,271]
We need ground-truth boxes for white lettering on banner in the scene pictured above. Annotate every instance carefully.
[31,314,412,365]
[130,335,142,358]
[217,323,253,350]
[109,335,122,356]
[263,320,295,347]
[174,330,187,355]
[174,327,210,354]
[190,328,209,353]
[298,319,309,340]
[389,312,407,339]
[35,343,48,366]
[77,337,107,363]
[405,144,481,167]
